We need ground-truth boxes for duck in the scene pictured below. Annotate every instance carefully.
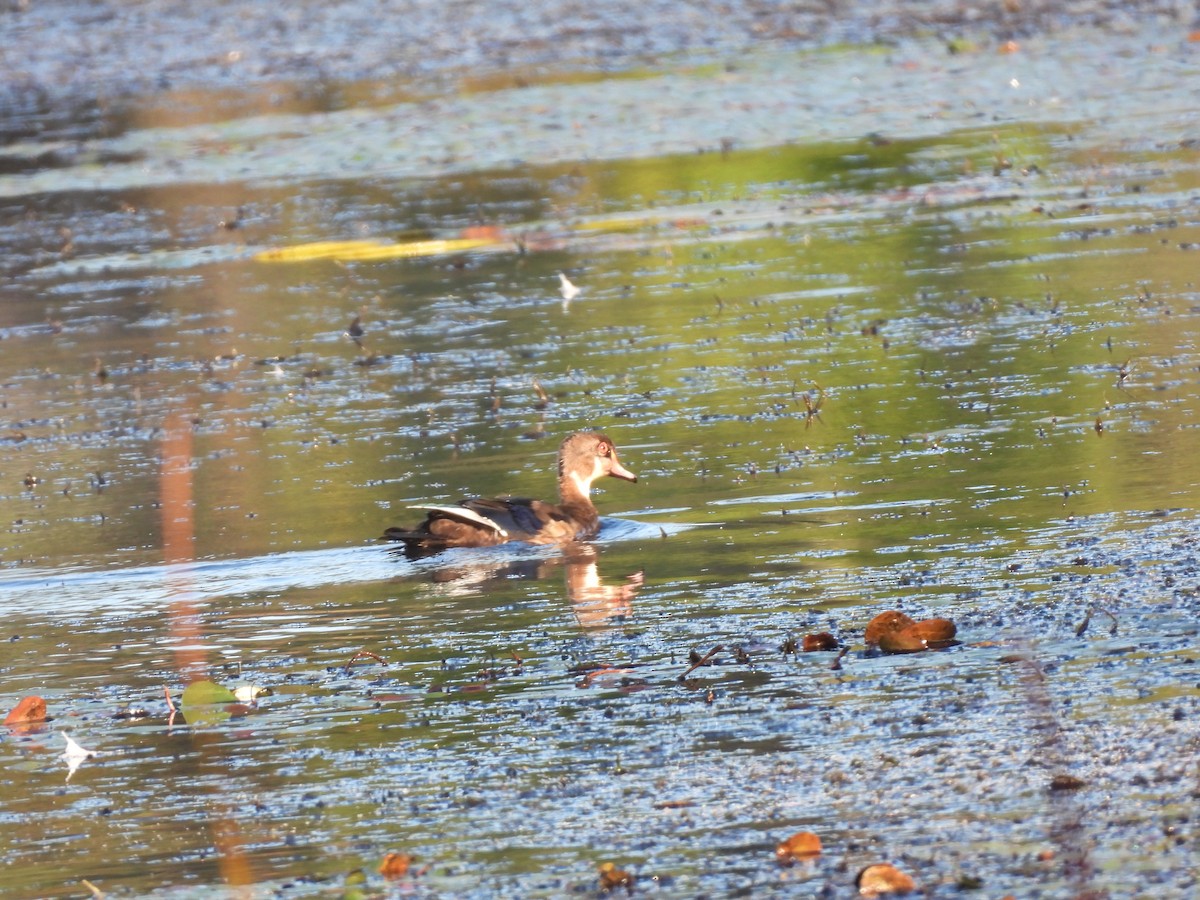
[383,431,637,556]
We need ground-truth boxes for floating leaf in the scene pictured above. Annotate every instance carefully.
[864,610,915,645]
[181,680,238,707]
[378,852,412,879]
[856,862,917,895]
[231,683,272,704]
[5,695,47,726]
[598,862,635,894]
[459,225,507,242]
[879,618,959,654]
[61,731,97,782]
[776,830,822,864]
[652,799,696,810]
[1049,773,1087,792]
[254,236,496,264]
[909,618,956,642]
[877,627,928,654]
[178,680,248,725]
[802,632,839,652]
[945,37,979,54]
[558,272,581,304]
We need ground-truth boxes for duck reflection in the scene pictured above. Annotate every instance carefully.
[562,542,643,629]
[406,540,643,630]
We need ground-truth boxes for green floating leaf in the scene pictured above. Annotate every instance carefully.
[181,680,238,708]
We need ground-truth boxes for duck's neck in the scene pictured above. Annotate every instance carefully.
[558,472,598,514]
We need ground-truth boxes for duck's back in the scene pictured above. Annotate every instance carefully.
[461,497,597,544]
[384,496,598,555]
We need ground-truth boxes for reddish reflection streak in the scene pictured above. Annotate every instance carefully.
[161,411,205,681]
[161,411,254,892]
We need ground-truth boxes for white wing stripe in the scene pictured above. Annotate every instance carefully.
[407,505,508,536]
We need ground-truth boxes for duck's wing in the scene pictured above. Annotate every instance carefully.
[458,497,562,540]
[384,497,583,555]
[383,502,512,555]
[407,503,509,537]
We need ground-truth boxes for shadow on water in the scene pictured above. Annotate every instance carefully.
[4,12,1200,899]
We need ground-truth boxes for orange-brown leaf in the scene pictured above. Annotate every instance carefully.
[802,632,839,652]
[776,830,822,864]
[598,861,635,892]
[878,626,929,653]
[459,225,507,242]
[864,610,915,645]
[909,617,957,642]
[879,617,959,653]
[856,862,917,895]
[378,852,412,878]
[5,695,47,726]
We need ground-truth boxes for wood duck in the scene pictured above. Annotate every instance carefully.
[383,431,637,556]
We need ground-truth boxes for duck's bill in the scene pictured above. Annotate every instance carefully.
[609,460,638,483]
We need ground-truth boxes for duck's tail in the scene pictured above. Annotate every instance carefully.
[380,526,442,558]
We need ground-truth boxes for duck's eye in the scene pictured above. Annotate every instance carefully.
[597,442,610,456]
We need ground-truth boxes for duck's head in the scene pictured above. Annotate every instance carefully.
[559,431,638,496]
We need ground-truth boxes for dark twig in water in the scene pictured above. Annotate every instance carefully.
[1076,604,1119,638]
[1116,358,1134,396]
[344,648,386,674]
[791,381,825,428]
[1075,609,1091,638]
[678,645,722,681]
[345,312,365,351]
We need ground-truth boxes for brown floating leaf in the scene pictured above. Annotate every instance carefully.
[856,862,917,895]
[877,626,928,654]
[378,852,412,878]
[653,799,696,810]
[459,225,507,242]
[5,695,47,726]
[864,610,915,645]
[909,617,956,642]
[573,665,638,689]
[775,830,822,865]
[802,632,839,652]
[878,617,959,654]
[1049,773,1087,792]
[598,861,635,893]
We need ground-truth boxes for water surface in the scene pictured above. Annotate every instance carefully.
[2,12,1200,899]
